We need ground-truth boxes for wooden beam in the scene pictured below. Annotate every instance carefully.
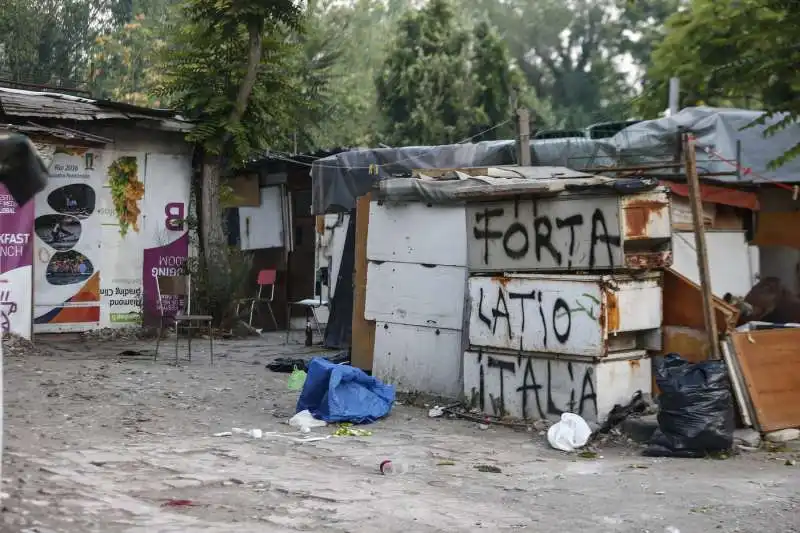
[683,133,721,360]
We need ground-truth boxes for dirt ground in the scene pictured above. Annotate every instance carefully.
[2,333,799,533]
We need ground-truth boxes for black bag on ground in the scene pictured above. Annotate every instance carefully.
[644,353,734,458]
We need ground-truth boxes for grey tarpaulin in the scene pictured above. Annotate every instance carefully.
[311,106,800,214]
[374,167,609,204]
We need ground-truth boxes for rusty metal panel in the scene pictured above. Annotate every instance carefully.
[468,273,662,357]
[466,190,671,272]
[730,328,800,432]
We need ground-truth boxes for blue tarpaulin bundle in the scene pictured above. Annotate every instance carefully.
[296,357,395,424]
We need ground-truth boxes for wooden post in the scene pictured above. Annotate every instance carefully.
[516,108,531,167]
[683,133,721,360]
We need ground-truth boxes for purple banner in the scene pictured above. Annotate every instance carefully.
[142,232,189,326]
[0,184,34,336]
[0,185,34,273]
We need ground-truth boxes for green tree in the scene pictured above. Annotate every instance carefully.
[376,0,486,146]
[471,0,678,129]
[641,0,800,165]
[0,0,103,89]
[153,0,303,316]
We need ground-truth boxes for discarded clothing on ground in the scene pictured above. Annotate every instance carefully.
[296,357,395,424]
[267,350,350,373]
[644,354,734,458]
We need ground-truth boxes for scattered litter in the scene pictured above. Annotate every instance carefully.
[436,460,456,466]
[379,460,410,475]
[665,526,681,533]
[213,432,232,437]
[628,464,649,469]
[289,410,327,433]
[478,423,489,430]
[734,428,762,448]
[249,429,263,439]
[786,459,797,466]
[162,499,194,507]
[655,491,666,495]
[596,391,650,436]
[296,357,395,424]
[474,464,502,473]
[644,354,734,458]
[267,351,350,373]
[765,428,800,443]
[428,406,444,418]
[287,367,307,391]
[334,423,372,437]
[578,450,600,459]
[547,413,592,452]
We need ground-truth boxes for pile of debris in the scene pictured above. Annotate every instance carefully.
[2,334,54,358]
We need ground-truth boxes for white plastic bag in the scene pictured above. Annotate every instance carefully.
[547,413,592,452]
[289,409,327,432]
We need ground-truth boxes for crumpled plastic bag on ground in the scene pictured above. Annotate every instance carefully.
[296,357,395,424]
[289,409,328,432]
[287,368,307,391]
[644,353,734,458]
[547,413,592,452]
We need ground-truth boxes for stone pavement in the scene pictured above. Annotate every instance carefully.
[3,333,799,532]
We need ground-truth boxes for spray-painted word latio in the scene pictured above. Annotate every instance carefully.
[468,275,611,357]
[468,274,662,357]
[464,351,599,421]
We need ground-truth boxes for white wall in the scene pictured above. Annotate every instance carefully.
[32,132,192,333]
[671,230,760,298]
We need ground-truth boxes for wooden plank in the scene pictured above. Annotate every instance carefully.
[662,268,739,333]
[753,211,800,249]
[350,193,376,371]
[730,328,800,432]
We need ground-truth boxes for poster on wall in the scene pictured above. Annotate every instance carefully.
[0,184,34,338]
[33,147,102,331]
[141,154,191,327]
[97,153,146,327]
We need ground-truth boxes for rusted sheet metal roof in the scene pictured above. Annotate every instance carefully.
[0,87,191,132]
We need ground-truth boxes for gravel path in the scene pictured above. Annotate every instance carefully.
[2,333,799,533]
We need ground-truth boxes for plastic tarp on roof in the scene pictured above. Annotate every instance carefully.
[310,106,800,214]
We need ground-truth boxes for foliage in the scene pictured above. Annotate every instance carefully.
[107,156,145,237]
[153,0,304,162]
[300,0,411,148]
[90,14,167,105]
[0,0,103,88]
[470,0,678,129]
[184,247,254,328]
[640,0,800,167]
[470,21,520,141]
[376,0,487,146]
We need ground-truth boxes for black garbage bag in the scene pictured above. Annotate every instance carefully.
[644,353,735,458]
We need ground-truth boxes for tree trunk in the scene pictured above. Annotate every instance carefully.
[229,21,263,125]
[201,152,230,314]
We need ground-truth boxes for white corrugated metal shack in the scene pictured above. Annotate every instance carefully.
[361,166,676,423]
[0,87,193,337]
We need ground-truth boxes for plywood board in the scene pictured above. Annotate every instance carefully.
[730,328,800,432]
[662,268,739,332]
[350,193,376,371]
[753,211,800,249]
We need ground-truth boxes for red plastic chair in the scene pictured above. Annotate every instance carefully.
[236,269,278,330]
